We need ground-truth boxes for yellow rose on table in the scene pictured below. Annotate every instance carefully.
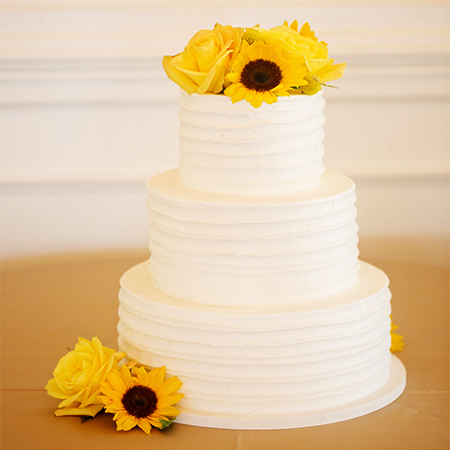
[163,23,241,95]
[261,21,346,83]
[45,337,126,417]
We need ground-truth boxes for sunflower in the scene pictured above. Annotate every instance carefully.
[98,363,184,434]
[224,39,308,108]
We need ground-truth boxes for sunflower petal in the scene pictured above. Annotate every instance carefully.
[113,411,128,422]
[149,417,164,428]
[121,417,138,431]
[224,82,242,97]
[133,366,150,386]
[227,72,240,83]
[149,366,166,391]
[157,393,185,409]
[233,87,249,103]
[156,377,183,397]
[106,370,127,393]
[137,418,152,434]
[247,41,260,60]
[98,387,122,402]
[155,406,181,417]
[263,91,277,104]
[251,92,265,108]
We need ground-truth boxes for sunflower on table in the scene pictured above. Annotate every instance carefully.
[98,363,184,434]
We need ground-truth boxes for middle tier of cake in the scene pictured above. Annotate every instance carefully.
[147,168,360,307]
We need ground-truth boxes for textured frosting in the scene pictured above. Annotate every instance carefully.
[117,91,396,421]
[178,90,326,196]
[118,261,392,416]
[147,168,359,307]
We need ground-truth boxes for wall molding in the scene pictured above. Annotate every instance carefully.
[1,164,448,190]
[1,2,448,60]
[1,1,448,104]
[1,56,449,105]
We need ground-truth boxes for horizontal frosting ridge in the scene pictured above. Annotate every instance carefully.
[147,168,359,306]
[118,260,392,415]
[178,90,326,195]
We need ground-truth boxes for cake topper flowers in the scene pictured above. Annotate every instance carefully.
[162,23,242,95]
[163,20,346,108]
[46,337,184,434]
[224,39,308,108]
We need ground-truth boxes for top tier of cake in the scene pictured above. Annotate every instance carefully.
[178,89,325,196]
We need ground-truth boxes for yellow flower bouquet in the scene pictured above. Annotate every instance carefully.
[163,21,346,108]
[46,337,184,434]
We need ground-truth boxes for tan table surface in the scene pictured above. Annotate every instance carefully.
[1,247,449,450]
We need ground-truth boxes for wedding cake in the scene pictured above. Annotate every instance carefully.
[117,21,405,429]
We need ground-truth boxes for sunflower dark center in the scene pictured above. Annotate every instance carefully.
[240,59,283,92]
[122,385,158,419]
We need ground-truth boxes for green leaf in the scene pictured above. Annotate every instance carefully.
[321,82,339,89]
[159,419,174,430]
[80,415,94,423]
[80,409,105,423]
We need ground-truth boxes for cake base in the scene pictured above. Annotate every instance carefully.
[176,354,406,430]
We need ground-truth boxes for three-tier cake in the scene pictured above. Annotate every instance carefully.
[117,88,406,429]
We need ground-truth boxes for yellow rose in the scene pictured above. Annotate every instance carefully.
[163,23,242,95]
[45,337,126,417]
[262,21,346,83]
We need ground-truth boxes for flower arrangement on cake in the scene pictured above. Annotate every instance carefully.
[163,21,346,107]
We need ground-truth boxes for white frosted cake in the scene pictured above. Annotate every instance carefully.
[117,89,405,429]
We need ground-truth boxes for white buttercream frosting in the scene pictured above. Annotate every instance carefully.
[117,91,396,421]
[178,90,326,196]
[147,168,359,306]
[118,261,391,415]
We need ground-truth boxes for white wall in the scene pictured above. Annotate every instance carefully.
[1,0,449,260]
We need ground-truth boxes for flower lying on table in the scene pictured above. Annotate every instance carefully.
[46,337,183,434]
[45,337,126,417]
[98,363,184,434]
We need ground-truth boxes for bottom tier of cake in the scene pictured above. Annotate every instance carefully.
[175,355,405,429]
[117,260,404,427]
